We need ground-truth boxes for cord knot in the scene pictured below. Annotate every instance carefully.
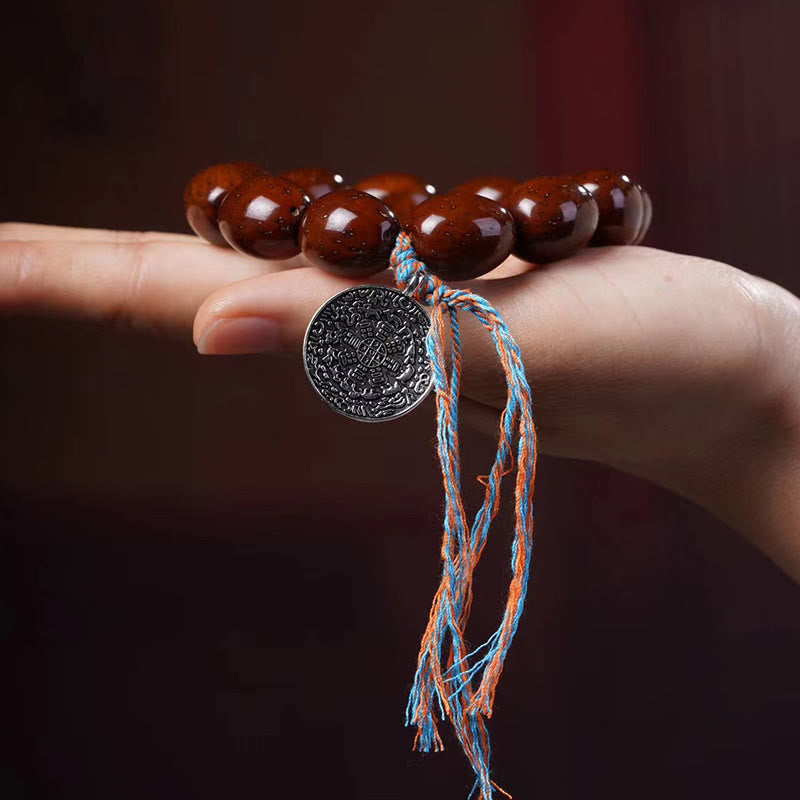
[391,231,439,304]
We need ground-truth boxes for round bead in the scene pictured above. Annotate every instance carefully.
[183,162,265,245]
[217,175,311,260]
[409,192,516,281]
[356,172,435,199]
[573,169,644,246]
[633,186,653,244]
[300,189,400,277]
[505,177,599,264]
[378,193,430,230]
[279,167,348,200]
[355,173,436,229]
[452,176,517,205]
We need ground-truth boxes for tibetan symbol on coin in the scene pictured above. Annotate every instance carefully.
[303,285,432,422]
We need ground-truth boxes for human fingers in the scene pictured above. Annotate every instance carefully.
[0,222,200,245]
[192,244,776,464]
[0,232,309,333]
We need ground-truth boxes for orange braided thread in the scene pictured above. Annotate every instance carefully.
[392,232,538,800]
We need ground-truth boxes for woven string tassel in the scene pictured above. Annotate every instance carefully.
[391,233,537,800]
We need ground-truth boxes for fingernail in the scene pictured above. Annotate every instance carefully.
[196,317,279,355]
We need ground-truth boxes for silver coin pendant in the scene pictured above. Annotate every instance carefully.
[303,285,432,422]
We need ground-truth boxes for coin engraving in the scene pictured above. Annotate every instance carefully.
[303,285,432,422]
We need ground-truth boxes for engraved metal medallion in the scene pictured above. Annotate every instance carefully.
[303,285,432,422]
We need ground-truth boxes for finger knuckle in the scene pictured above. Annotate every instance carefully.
[106,240,155,322]
[0,240,45,306]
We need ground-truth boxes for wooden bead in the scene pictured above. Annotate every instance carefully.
[378,192,430,230]
[300,189,399,277]
[633,186,652,244]
[355,172,435,199]
[506,177,599,263]
[280,167,348,200]
[573,169,644,246]
[355,173,436,229]
[183,162,265,246]
[410,192,515,281]
[452,176,517,205]
[217,175,311,260]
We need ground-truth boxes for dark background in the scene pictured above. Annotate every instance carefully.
[2,0,800,797]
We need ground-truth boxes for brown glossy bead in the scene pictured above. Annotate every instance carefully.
[379,192,431,229]
[506,177,599,263]
[279,167,348,201]
[300,190,400,277]
[183,162,266,246]
[355,173,436,229]
[452,176,517,205]
[633,186,653,244]
[356,172,436,199]
[410,192,515,281]
[573,169,644,246]
[217,175,311,260]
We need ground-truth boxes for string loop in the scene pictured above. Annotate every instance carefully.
[391,232,537,800]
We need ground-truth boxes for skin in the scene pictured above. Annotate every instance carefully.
[2,222,800,581]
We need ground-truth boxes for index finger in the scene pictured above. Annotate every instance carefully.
[0,224,309,333]
[0,222,200,244]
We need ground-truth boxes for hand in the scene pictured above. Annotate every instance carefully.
[3,222,800,579]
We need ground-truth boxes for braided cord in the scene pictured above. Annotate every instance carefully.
[391,233,537,800]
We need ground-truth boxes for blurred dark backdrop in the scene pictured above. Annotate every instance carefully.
[2,1,800,798]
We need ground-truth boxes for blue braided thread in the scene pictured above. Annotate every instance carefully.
[392,235,536,800]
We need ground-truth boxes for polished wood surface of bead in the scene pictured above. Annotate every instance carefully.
[184,162,265,245]
[355,173,435,199]
[280,167,347,200]
[573,169,643,246]
[452,176,517,205]
[410,192,515,280]
[633,186,652,244]
[506,177,599,263]
[379,192,431,229]
[217,175,310,260]
[300,190,399,276]
[355,173,436,229]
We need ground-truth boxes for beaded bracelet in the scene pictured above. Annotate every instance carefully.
[184,164,651,280]
[183,163,651,800]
